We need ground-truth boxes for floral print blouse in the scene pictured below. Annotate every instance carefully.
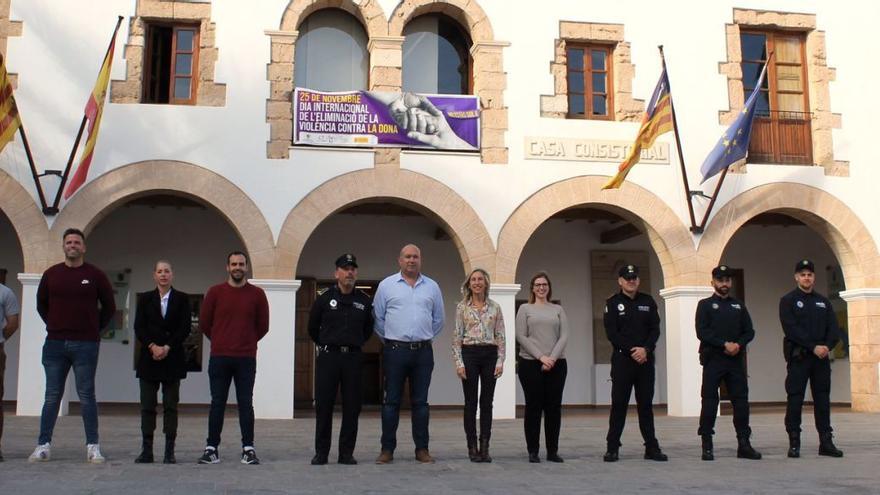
[452,298,506,369]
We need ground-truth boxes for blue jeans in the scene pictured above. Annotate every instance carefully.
[381,343,434,452]
[38,339,100,445]
[207,356,256,449]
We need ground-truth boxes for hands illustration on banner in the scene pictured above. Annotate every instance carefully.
[386,93,471,150]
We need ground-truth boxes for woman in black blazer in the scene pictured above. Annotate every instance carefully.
[134,260,191,464]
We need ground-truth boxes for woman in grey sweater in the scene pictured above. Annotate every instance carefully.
[515,271,569,463]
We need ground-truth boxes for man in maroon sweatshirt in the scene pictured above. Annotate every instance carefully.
[197,251,269,465]
[29,228,115,464]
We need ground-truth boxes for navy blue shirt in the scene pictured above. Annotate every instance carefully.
[779,288,840,351]
[695,293,755,354]
[603,291,660,353]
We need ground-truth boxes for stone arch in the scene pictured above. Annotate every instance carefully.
[388,0,493,40]
[50,161,276,278]
[495,176,696,286]
[0,169,49,272]
[698,182,880,412]
[697,183,880,288]
[279,0,388,38]
[276,168,494,277]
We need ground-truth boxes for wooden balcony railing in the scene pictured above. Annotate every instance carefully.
[748,110,813,165]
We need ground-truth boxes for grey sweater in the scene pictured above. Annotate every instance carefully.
[515,302,569,360]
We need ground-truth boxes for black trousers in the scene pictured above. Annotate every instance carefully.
[314,350,362,457]
[460,345,498,443]
[207,356,256,449]
[606,351,657,449]
[517,358,567,454]
[785,354,833,435]
[139,378,180,438]
[698,355,751,437]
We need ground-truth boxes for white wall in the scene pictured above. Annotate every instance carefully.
[514,218,665,405]
[722,224,851,403]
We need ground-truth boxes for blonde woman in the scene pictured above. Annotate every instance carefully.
[453,268,505,463]
[516,271,569,463]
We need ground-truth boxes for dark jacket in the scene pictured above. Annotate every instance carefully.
[134,288,191,381]
[308,285,373,347]
[695,293,754,362]
[779,288,840,361]
[603,291,660,356]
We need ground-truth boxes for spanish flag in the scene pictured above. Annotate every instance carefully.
[0,53,22,155]
[63,23,120,200]
[602,68,673,189]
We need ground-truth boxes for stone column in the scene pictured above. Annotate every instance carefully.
[249,279,300,419]
[471,40,510,164]
[265,30,298,159]
[659,286,714,417]
[839,288,880,412]
[489,283,521,419]
[368,36,404,92]
[16,273,68,416]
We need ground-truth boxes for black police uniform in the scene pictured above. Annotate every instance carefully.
[603,290,661,452]
[779,287,840,437]
[308,284,373,462]
[695,293,755,439]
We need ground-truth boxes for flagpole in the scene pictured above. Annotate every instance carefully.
[696,164,730,231]
[16,125,54,213]
[658,46,699,233]
[51,15,123,210]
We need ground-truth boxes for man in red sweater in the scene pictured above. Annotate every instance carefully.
[197,251,269,465]
[29,228,115,464]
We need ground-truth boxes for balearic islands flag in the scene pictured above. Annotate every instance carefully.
[63,26,119,200]
[602,68,673,189]
[0,53,22,155]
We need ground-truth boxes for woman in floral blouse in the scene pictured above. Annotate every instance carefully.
[453,268,506,463]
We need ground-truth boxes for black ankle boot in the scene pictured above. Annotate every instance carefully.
[787,432,800,458]
[135,436,154,463]
[736,436,762,460]
[163,435,176,464]
[701,435,714,461]
[818,433,843,458]
[479,438,492,463]
[644,440,668,462]
[468,439,481,462]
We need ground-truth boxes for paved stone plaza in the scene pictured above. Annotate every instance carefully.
[0,407,876,494]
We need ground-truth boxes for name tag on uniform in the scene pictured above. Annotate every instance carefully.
[731,304,741,310]
[353,302,365,311]
[815,301,826,309]
[637,305,650,312]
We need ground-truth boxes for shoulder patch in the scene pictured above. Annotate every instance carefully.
[317,287,329,296]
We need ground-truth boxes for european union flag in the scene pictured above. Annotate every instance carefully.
[699,63,768,183]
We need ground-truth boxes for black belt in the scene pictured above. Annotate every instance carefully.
[385,339,431,350]
[317,344,361,353]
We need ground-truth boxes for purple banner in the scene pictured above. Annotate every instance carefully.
[294,88,480,150]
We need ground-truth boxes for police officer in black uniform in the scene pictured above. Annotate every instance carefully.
[602,264,667,462]
[779,259,843,458]
[308,254,374,465]
[695,264,761,461]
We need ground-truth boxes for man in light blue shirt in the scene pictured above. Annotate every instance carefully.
[373,244,444,464]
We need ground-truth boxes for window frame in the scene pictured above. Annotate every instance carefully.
[740,29,809,115]
[565,43,614,121]
[402,13,473,95]
[142,22,200,105]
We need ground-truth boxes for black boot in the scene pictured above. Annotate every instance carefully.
[787,432,800,458]
[528,451,541,463]
[135,436,154,463]
[644,440,668,462]
[163,435,176,464]
[818,433,843,458]
[479,438,492,463]
[467,438,481,462]
[736,435,762,460]
[701,435,714,461]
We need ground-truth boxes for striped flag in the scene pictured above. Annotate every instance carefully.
[602,68,673,189]
[63,25,120,200]
[0,52,22,155]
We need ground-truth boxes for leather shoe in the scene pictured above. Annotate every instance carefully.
[311,454,328,465]
[644,447,668,461]
[603,450,619,462]
[528,452,541,463]
[546,452,564,463]
[375,450,393,464]
[338,455,357,465]
[415,448,435,464]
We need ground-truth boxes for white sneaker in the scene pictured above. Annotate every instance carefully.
[28,443,51,462]
[87,443,105,463]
